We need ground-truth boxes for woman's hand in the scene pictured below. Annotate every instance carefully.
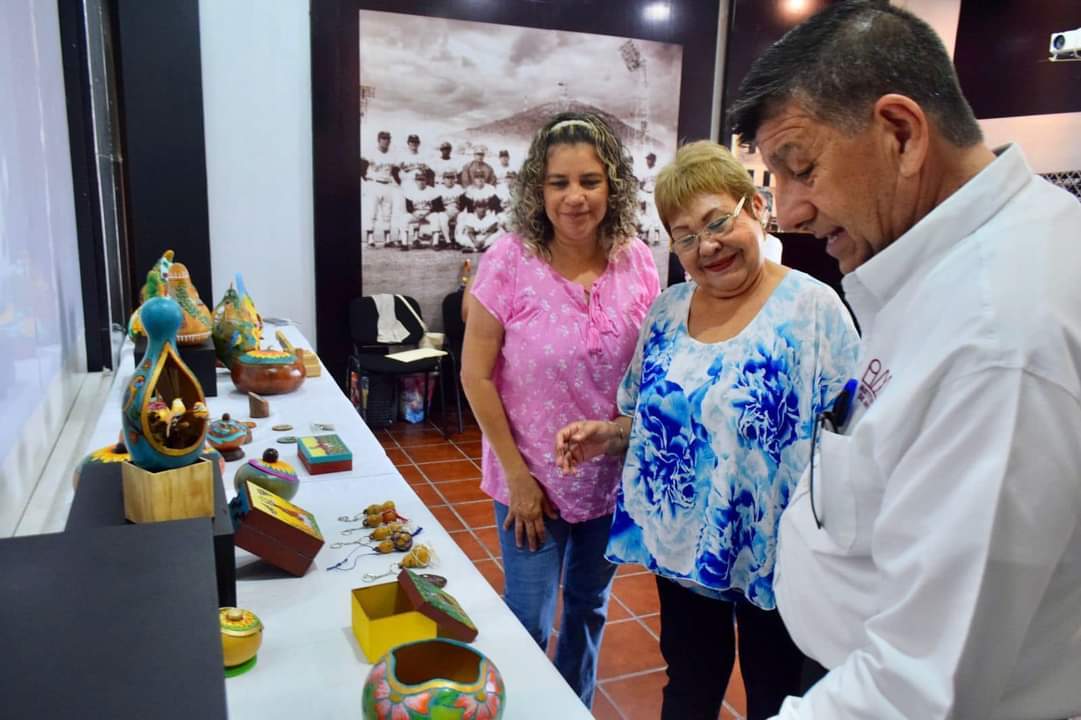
[504,469,558,551]
[555,419,624,474]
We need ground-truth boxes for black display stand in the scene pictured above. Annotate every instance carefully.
[67,454,237,608]
[134,335,218,397]
[0,521,227,719]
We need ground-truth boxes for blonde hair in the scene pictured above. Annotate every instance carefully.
[654,141,758,236]
[510,112,638,261]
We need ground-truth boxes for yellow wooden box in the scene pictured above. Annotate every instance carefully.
[351,580,438,663]
[122,457,214,523]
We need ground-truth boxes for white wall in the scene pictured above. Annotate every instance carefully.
[199,0,317,345]
[897,0,1081,174]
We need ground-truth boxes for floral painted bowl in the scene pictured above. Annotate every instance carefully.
[362,638,504,720]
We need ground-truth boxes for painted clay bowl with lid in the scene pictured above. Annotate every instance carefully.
[362,638,505,719]
[233,448,299,500]
[220,607,263,668]
[230,349,305,395]
[207,413,249,461]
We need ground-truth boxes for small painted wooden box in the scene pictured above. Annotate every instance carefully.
[296,434,352,475]
[351,569,478,663]
[122,457,214,524]
[229,480,324,576]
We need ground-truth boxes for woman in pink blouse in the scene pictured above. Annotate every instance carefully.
[461,112,659,707]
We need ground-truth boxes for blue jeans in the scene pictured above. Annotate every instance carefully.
[494,501,616,708]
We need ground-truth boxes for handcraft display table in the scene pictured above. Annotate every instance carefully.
[77,324,592,719]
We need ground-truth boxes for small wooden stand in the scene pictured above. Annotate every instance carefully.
[122,458,214,523]
[248,392,270,418]
[297,348,322,377]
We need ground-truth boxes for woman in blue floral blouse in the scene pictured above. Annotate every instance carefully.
[556,141,859,720]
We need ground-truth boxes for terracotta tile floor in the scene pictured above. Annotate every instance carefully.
[379,416,749,719]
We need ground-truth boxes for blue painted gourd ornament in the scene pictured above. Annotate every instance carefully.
[122,296,210,471]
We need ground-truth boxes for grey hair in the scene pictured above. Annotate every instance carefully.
[728,0,982,147]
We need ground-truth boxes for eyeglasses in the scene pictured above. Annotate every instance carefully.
[808,379,858,529]
[670,195,747,254]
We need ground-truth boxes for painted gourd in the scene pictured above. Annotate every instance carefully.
[72,438,129,489]
[233,448,299,501]
[212,275,262,368]
[122,296,209,471]
[166,261,213,345]
[362,638,505,720]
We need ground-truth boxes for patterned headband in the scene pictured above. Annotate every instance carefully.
[548,119,595,135]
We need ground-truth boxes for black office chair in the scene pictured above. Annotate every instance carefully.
[347,295,463,436]
[441,288,471,418]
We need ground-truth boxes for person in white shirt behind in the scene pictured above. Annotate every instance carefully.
[729,2,1081,719]
[493,148,514,186]
[402,172,443,250]
[363,130,404,247]
[465,174,501,215]
[433,170,466,250]
[456,202,500,254]
[431,141,459,182]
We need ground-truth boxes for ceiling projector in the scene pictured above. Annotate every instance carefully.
[1049,28,1081,60]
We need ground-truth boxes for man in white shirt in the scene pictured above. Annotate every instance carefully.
[465,174,500,215]
[399,133,430,185]
[362,130,404,247]
[430,142,459,181]
[433,171,466,250]
[493,149,514,186]
[730,2,1081,719]
[402,173,443,250]
[456,203,500,253]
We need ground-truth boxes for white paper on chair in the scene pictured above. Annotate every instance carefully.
[385,347,448,362]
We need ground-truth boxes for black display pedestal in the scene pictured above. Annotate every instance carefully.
[67,454,237,608]
[134,335,218,397]
[0,521,227,719]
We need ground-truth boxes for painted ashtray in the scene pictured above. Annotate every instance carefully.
[220,606,263,675]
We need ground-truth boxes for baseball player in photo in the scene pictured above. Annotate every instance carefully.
[637,151,663,246]
[465,173,501,214]
[400,133,431,186]
[456,202,500,253]
[433,171,466,250]
[430,141,459,181]
[402,172,444,250]
[459,145,496,187]
[363,130,404,247]
[493,149,514,186]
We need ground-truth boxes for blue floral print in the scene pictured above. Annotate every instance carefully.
[607,272,859,609]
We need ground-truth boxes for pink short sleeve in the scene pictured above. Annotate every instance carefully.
[468,234,519,325]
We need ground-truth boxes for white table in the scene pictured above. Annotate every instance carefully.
[81,325,592,719]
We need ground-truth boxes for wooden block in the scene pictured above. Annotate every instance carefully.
[122,458,214,523]
[248,392,270,418]
[297,349,322,377]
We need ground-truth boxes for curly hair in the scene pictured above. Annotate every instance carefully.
[509,111,639,261]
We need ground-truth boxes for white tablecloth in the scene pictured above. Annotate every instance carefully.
[81,325,591,719]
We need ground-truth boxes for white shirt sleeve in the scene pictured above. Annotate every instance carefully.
[773,368,1081,719]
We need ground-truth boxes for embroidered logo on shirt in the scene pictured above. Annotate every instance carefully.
[857,358,892,408]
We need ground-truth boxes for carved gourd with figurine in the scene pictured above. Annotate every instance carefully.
[127,251,172,340]
[122,296,209,471]
[212,274,263,368]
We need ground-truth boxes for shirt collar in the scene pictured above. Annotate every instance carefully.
[842,144,1033,325]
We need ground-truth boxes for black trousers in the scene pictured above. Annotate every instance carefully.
[656,576,807,720]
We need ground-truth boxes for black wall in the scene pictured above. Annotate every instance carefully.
[112,0,213,305]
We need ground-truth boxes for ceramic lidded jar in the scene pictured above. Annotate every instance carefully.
[233,448,299,500]
[121,296,209,472]
[166,262,213,346]
[230,349,305,395]
[212,282,262,368]
[219,607,263,669]
[362,638,505,720]
[207,413,249,461]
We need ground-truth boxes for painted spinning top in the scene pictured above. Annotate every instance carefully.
[121,296,209,472]
[233,448,299,501]
[362,638,505,720]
